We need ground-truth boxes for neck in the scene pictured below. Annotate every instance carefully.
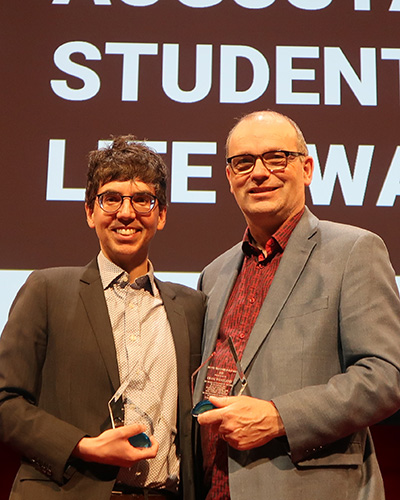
[126,260,149,283]
[247,220,282,249]
[102,251,149,283]
[246,206,305,248]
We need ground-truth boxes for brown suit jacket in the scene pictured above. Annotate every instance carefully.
[0,259,205,500]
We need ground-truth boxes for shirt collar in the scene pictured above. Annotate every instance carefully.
[97,251,157,296]
[242,208,305,259]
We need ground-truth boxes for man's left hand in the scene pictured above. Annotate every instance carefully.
[197,395,286,450]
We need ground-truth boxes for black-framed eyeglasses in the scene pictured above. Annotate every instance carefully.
[96,191,159,214]
[227,150,306,175]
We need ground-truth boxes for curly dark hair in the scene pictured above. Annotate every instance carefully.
[85,135,168,210]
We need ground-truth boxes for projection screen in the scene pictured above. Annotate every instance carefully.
[2,0,400,331]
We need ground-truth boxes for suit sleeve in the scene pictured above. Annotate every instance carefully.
[273,231,400,464]
[0,271,86,484]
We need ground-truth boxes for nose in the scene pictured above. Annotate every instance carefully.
[117,197,137,219]
[251,156,271,178]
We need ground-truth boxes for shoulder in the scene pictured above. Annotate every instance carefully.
[17,262,98,302]
[5,265,93,326]
[32,266,88,280]
[302,208,386,248]
[318,219,375,237]
[28,262,95,285]
[156,279,206,304]
[301,215,393,276]
[316,219,386,250]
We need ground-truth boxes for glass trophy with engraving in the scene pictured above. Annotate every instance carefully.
[191,335,248,417]
[108,361,161,448]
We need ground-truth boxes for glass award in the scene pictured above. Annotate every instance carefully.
[191,335,248,417]
[108,361,161,448]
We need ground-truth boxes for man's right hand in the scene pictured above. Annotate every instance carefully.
[197,395,285,451]
[72,424,159,467]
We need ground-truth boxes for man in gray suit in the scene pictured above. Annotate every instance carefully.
[0,136,205,500]
[194,111,400,499]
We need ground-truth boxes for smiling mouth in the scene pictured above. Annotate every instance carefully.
[115,228,139,236]
[249,186,278,194]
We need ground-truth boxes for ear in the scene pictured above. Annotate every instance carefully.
[302,155,314,187]
[226,165,234,194]
[157,206,167,231]
[85,203,95,229]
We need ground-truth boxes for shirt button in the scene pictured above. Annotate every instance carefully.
[130,335,136,341]
[239,333,245,339]
[249,297,255,304]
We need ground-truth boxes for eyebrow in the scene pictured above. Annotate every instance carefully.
[98,190,154,196]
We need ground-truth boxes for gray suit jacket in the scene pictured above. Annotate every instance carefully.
[0,259,206,500]
[195,208,400,500]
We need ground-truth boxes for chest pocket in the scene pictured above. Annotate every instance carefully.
[277,296,329,320]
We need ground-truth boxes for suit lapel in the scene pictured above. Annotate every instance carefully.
[79,259,120,393]
[239,208,319,378]
[156,280,190,397]
[78,269,192,400]
[201,243,244,362]
[193,244,244,403]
